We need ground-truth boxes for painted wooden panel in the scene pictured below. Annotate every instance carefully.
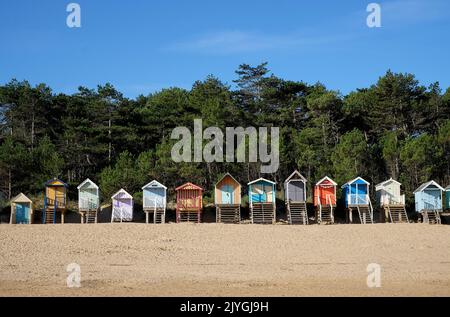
[112,198,133,221]
[215,175,241,205]
[314,186,336,206]
[15,203,30,224]
[287,180,304,202]
[79,187,99,209]
[446,190,450,210]
[144,188,166,209]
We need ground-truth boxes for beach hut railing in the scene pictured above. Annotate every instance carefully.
[348,194,369,205]
[80,198,97,210]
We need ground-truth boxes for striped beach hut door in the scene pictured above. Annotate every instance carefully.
[221,185,233,204]
[16,203,29,224]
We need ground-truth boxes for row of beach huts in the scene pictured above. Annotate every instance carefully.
[8,171,450,225]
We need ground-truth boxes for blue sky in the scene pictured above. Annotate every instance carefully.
[1,0,449,98]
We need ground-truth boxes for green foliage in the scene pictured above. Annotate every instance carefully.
[0,67,449,203]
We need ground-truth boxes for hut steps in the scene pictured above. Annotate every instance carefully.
[216,205,241,224]
[318,205,334,224]
[82,210,98,224]
[357,205,374,224]
[178,211,201,223]
[288,202,308,225]
[251,203,275,224]
[386,205,409,223]
[43,209,56,224]
[422,210,441,224]
[145,209,166,224]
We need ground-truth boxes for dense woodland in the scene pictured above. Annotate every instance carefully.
[0,63,449,210]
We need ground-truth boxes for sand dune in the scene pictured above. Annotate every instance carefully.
[0,223,449,296]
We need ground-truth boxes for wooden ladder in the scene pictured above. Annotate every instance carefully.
[318,205,333,224]
[216,205,241,224]
[85,210,97,224]
[387,205,409,223]
[357,205,373,224]
[251,203,275,224]
[288,202,308,225]
[422,210,441,224]
[178,211,200,223]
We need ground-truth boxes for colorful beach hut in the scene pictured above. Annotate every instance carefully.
[43,178,68,224]
[111,189,133,222]
[375,178,408,223]
[414,180,444,224]
[77,178,100,224]
[314,176,337,224]
[176,183,203,223]
[445,185,450,211]
[142,180,167,224]
[284,171,308,225]
[10,193,33,224]
[215,173,241,224]
[342,177,373,224]
[248,178,276,224]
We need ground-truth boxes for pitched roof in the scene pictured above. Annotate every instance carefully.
[215,173,241,187]
[11,193,32,203]
[284,170,307,184]
[175,182,203,191]
[375,178,401,189]
[142,180,167,190]
[77,178,99,190]
[316,176,337,186]
[341,177,370,188]
[45,178,68,187]
[414,180,444,193]
[111,189,133,199]
[248,177,276,186]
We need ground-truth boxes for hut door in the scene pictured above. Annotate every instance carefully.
[16,203,29,224]
[252,185,266,203]
[289,181,304,202]
[221,185,233,204]
[154,188,165,208]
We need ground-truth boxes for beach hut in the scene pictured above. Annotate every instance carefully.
[10,193,33,224]
[248,178,276,224]
[342,177,373,224]
[445,186,450,211]
[284,171,308,225]
[414,181,444,224]
[111,189,133,222]
[77,178,100,224]
[43,178,68,224]
[375,178,408,223]
[142,180,167,224]
[314,176,337,224]
[215,173,241,223]
[176,183,203,223]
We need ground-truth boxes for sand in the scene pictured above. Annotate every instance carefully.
[0,223,449,297]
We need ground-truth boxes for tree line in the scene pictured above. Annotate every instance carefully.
[0,63,449,209]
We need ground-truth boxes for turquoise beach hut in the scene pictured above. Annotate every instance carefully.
[414,180,444,224]
[248,178,276,224]
[342,177,373,224]
[142,180,167,224]
[77,178,100,223]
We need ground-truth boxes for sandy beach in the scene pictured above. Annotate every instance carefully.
[0,223,449,297]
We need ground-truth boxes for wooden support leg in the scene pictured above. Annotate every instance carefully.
[81,213,84,224]
[146,212,149,224]
[61,213,65,224]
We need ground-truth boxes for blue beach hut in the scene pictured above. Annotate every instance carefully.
[342,177,373,224]
[142,180,167,224]
[248,178,276,224]
[414,180,444,224]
